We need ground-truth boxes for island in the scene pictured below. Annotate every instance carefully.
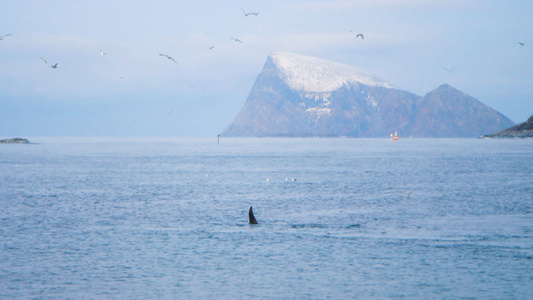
[0,138,30,144]
[220,52,514,138]
[483,115,533,138]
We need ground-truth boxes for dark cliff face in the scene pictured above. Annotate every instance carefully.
[221,55,515,138]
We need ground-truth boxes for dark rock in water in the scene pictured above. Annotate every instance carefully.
[0,138,30,144]
[221,52,515,138]
[483,115,533,138]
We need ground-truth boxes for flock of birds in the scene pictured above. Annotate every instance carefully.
[0,9,372,73]
[0,10,265,71]
[0,12,526,73]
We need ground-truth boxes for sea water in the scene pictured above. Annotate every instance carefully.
[0,137,532,299]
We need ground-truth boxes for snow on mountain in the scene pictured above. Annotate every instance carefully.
[221,53,514,137]
[269,52,393,92]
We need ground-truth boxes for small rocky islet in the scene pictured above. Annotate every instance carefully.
[0,138,30,144]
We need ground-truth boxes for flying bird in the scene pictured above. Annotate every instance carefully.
[0,34,12,41]
[242,9,259,17]
[518,42,525,46]
[209,46,215,50]
[230,37,242,43]
[159,53,178,65]
[100,49,106,56]
[50,63,58,69]
[356,33,364,39]
[443,67,455,73]
[41,57,47,64]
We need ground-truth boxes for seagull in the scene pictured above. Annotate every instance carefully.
[230,37,242,43]
[50,63,58,69]
[159,53,178,65]
[41,57,47,64]
[242,9,259,17]
[0,34,12,41]
[443,67,455,73]
[518,42,525,46]
[100,49,106,56]
[209,46,215,50]
[356,33,364,39]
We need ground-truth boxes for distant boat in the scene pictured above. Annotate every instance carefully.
[390,131,399,141]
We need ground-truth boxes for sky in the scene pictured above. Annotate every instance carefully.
[1,0,531,137]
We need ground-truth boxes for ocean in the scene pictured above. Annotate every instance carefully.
[1,137,532,299]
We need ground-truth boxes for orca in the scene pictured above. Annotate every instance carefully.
[248,206,258,224]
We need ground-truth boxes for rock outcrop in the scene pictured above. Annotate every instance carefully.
[483,115,533,138]
[0,138,30,144]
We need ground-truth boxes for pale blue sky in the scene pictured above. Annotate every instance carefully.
[1,0,531,137]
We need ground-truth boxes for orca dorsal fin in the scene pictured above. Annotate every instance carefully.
[249,206,258,224]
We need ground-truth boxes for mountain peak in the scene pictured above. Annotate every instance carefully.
[268,52,393,92]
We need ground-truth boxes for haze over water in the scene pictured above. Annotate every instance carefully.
[1,137,532,298]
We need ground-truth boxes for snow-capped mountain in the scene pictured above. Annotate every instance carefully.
[269,52,393,92]
[221,52,514,137]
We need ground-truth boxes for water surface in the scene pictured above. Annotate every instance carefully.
[1,138,532,299]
